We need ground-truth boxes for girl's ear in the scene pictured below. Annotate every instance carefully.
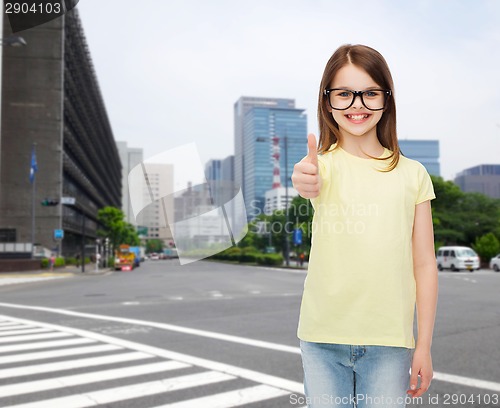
[325,100,332,113]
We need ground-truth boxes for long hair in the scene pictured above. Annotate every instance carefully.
[317,44,400,171]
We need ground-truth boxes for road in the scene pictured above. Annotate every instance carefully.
[0,260,499,407]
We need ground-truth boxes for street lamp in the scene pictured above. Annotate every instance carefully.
[61,198,86,273]
[284,133,290,267]
[0,36,27,47]
[95,238,100,272]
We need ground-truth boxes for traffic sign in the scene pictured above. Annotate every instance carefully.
[54,229,64,240]
[137,226,148,237]
[61,197,76,205]
[293,228,303,245]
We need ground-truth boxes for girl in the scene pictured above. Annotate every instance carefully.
[291,44,438,407]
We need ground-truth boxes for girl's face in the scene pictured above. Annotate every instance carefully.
[328,63,384,141]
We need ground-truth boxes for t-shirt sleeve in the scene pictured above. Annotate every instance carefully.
[317,154,329,186]
[416,163,436,204]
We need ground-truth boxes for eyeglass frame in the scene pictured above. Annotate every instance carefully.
[323,88,392,111]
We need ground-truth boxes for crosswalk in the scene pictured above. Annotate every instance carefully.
[0,316,304,407]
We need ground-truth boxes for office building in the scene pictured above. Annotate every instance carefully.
[205,158,221,207]
[234,96,307,219]
[174,182,213,222]
[399,139,440,176]
[117,144,176,242]
[264,186,299,215]
[221,155,234,183]
[454,165,500,199]
[204,155,240,239]
[0,9,121,257]
[234,97,293,195]
[116,141,143,225]
[205,155,236,208]
[205,159,222,182]
[138,162,174,242]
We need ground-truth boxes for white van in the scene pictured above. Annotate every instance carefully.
[436,246,480,272]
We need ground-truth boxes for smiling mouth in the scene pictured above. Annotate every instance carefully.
[346,114,370,120]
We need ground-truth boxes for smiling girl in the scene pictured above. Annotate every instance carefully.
[291,44,438,407]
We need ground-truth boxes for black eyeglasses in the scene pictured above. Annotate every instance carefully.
[324,88,392,111]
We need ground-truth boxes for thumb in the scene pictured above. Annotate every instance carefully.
[409,367,419,392]
[306,133,318,167]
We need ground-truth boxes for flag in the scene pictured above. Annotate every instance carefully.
[29,146,38,183]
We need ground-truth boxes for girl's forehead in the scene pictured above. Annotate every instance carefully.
[330,63,380,88]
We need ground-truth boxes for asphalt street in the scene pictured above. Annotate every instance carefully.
[0,260,498,407]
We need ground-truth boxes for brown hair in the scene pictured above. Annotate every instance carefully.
[317,44,400,171]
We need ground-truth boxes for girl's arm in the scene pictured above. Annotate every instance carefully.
[407,199,438,398]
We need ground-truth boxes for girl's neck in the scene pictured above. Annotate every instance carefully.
[338,134,384,159]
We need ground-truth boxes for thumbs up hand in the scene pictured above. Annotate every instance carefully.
[291,134,322,199]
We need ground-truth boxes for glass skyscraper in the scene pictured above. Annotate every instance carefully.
[234,97,307,219]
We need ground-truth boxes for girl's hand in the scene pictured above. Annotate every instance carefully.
[292,134,321,198]
[407,346,433,398]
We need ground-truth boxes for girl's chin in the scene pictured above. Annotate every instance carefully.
[339,127,377,139]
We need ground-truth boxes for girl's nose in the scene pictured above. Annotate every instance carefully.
[352,94,364,108]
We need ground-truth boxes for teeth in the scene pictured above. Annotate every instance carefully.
[348,114,368,120]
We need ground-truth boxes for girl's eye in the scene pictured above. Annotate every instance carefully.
[337,91,352,98]
[365,91,379,97]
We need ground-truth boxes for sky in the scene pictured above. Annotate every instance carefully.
[76,0,500,182]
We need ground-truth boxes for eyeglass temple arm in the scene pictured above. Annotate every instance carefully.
[323,89,392,95]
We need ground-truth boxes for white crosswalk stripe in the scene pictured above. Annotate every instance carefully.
[0,315,303,407]
[2,372,237,408]
[0,322,28,328]
[0,331,72,343]
[153,384,290,408]
[0,327,52,336]
[0,344,121,364]
[0,337,95,353]
[0,361,190,397]
[0,351,154,379]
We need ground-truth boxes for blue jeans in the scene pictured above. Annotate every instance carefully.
[300,340,413,407]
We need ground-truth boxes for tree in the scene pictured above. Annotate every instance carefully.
[146,239,164,254]
[473,233,500,267]
[289,195,314,249]
[431,176,500,247]
[460,193,500,244]
[97,206,140,251]
[238,196,315,256]
[431,176,466,245]
[237,215,269,251]
[120,222,140,247]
